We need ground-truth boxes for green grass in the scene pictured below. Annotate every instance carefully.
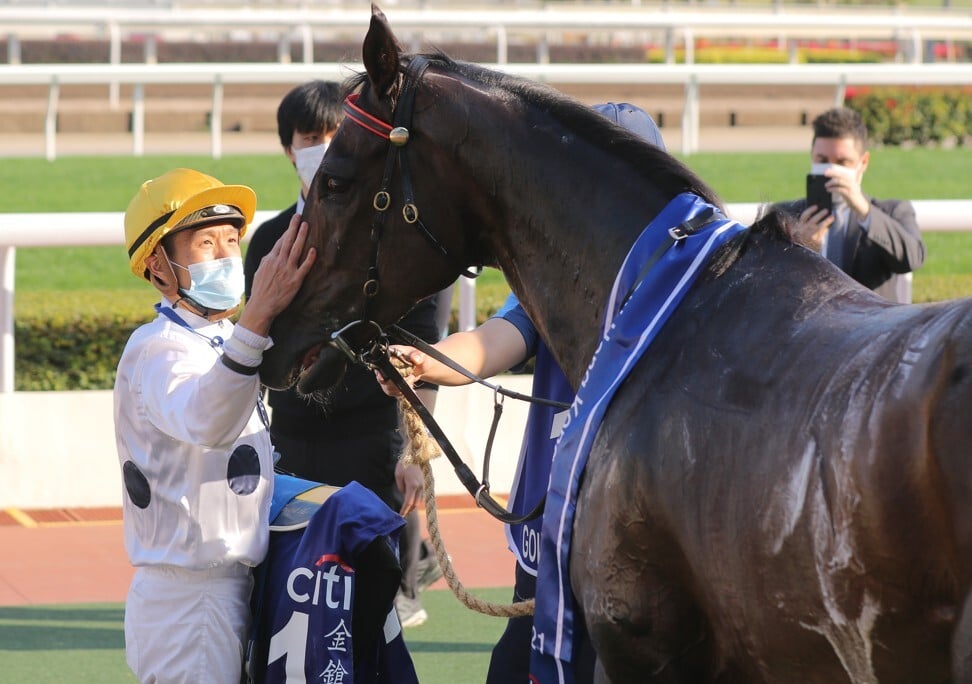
[679,147,972,204]
[2,148,966,215]
[0,589,510,683]
[5,149,971,306]
[0,155,297,214]
[0,603,132,683]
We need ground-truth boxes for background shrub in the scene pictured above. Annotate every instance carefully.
[847,86,972,146]
[14,292,154,390]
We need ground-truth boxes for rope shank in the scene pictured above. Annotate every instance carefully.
[397,394,534,618]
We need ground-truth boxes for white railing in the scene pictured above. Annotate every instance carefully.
[2,200,971,393]
[3,61,972,158]
[2,5,970,67]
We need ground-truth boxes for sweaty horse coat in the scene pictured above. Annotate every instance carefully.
[260,8,972,682]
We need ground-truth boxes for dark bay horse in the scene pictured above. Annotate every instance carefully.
[260,8,972,683]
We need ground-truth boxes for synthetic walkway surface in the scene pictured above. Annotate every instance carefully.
[0,500,510,607]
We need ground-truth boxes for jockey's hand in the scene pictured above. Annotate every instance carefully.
[240,215,316,336]
[396,460,424,516]
[791,205,834,252]
[375,345,429,397]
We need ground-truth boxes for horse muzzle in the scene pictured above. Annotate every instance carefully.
[295,343,349,394]
[286,319,384,394]
[258,339,349,394]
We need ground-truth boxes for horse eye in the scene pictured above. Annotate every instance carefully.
[324,176,348,194]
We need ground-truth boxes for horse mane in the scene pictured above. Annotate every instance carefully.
[344,51,723,211]
[343,51,794,276]
[708,208,792,277]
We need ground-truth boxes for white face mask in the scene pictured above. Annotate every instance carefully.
[171,256,245,311]
[294,143,328,189]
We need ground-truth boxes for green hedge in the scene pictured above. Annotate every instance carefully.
[15,292,153,391]
[15,313,148,391]
[847,87,972,146]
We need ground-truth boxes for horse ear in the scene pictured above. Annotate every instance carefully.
[363,5,402,97]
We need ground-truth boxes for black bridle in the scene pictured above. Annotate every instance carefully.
[330,57,554,524]
[341,56,480,314]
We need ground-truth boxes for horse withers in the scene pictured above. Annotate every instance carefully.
[260,7,972,683]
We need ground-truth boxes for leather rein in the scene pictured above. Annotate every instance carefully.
[326,57,566,525]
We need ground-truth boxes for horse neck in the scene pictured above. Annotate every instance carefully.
[497,220,628,387]
[451,101,665,386]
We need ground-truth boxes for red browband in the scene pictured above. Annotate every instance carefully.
[342,93,392,140]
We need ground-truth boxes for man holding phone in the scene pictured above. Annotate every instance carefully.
[774,106,925,303]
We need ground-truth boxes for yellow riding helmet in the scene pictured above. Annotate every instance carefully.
[124,168,257,280]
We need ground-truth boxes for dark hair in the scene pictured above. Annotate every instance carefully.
[276,80,343,149]
[811,107,868,152]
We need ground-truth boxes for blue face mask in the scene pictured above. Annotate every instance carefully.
[171,256,245,311]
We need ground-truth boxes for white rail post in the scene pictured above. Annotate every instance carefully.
[7,33,20,65]
[144,34,157,65]
[458,278,477,332]
[300,24,313,64]
[0,245,14,394]
[277,34,291,64]
[835,73,847,106]
[45,77,59,162]
[682,74,699,156]
[132,83,145,157]
[910,29,922,65]
[495,25,508,64]
[537,35,549,65]
[108,21,121,110]
[211,75,223,160]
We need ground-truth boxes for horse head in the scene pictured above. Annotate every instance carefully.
[260,7,497,393]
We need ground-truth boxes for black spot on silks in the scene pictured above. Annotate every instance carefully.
[227,444,261,495]
[123,461,151,509]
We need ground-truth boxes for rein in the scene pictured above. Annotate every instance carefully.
[389,324,571,411]
[350,324,547,526]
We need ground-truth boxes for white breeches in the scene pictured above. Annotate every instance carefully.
[124,564,253,684]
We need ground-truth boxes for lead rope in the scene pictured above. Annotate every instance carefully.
[393,361,535,619]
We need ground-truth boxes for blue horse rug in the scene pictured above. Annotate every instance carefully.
[248,476,418,684]
[530,193,748,683]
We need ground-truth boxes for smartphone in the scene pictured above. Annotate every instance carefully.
[806,174,833,214]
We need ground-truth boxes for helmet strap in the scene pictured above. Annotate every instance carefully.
[173,293,239,322]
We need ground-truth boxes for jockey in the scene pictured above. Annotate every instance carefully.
[115,168,315,683]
